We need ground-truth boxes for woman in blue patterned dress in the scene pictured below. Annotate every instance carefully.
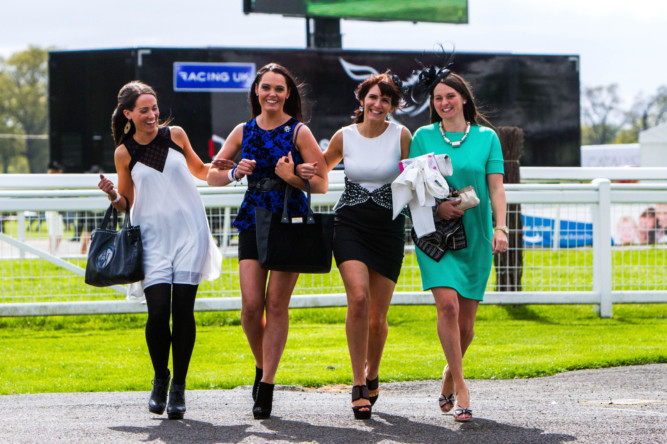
[207,63,327,419]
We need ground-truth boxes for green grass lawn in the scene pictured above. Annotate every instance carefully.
[0,304,664,395]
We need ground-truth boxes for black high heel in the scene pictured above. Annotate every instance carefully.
[351,385,372,420]
[252,366,263,402]
[366,375,379,406]
[148,369,170,415]
[253,382,274,419]
[166,382,186,420]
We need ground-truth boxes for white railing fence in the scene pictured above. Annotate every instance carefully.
[1,168,666,318]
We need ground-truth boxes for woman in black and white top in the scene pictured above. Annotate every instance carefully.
[299,72,411,419]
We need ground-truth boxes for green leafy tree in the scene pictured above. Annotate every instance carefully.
[621,86,667,142]
[581,84,621,145]
[0,72,26,173]
[0,46,49,173]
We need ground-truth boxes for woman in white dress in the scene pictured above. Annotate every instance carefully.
[98,81,220,420]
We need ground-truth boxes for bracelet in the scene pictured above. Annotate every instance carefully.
[110,192,122,204]
[228,166,241,182]
[494,225,509,235]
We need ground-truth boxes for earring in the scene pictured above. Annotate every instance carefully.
[358,106,364,112]
[123,120,132,134]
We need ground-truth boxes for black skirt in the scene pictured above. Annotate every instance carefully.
[333,201,406,283]
[238,230,258,261]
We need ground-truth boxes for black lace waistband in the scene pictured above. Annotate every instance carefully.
[334,177,393,212]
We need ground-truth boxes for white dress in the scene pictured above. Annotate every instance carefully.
[125,127,221,289]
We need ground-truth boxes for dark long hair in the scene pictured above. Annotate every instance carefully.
[352,72,405,124]
[428,72,485,125]
[249,63,305,122]
[111,81,160,146]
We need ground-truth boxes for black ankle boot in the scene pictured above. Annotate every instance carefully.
[148,370,170,415]
[167,382,186,420]
[252,382,274,419]
[252,367,263,402]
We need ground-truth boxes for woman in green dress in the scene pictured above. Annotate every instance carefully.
[409,69,508,422]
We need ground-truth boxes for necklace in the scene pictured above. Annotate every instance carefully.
[440,121,471,147]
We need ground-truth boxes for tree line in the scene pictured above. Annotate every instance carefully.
[582,84,667,145]
[1,46,666,172]
[0,46,49,173]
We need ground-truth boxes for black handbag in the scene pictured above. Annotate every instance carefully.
[255,180,334,273]
[85,197,144,287]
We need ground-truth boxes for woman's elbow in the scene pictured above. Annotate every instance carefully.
[312,177,328,194]
[206,170,221,186]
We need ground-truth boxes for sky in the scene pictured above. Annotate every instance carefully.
[1,0,666,108]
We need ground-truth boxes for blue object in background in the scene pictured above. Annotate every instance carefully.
[173,62,256,92]
[522,215,594,248]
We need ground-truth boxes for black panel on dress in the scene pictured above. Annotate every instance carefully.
[125,126,185,173]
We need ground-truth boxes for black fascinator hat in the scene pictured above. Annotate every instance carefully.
[411,44,456,103]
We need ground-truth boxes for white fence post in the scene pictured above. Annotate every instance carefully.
[592,178,613,318]
[17,211,26,259]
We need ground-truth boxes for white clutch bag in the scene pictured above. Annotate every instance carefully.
[453,186,480,211]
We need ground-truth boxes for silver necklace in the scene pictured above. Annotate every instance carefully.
[440,121,471,147]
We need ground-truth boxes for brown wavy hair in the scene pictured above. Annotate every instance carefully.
[249,63,305,122]
[428,72,493,127]
[353,72,404,123]
[111,81,168,146]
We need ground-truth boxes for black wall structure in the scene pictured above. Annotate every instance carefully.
[49,48,580,172]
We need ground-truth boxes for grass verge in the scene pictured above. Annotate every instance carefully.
[0,304,664,395]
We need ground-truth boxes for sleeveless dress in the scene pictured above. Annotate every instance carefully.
[125,126,220,289]
[333,122,406,282]
[234,117,308,233]
[409,123,504,300]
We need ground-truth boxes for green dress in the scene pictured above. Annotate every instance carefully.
[409,123,504,300]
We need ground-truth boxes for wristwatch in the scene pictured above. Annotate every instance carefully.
[494,225,509,235]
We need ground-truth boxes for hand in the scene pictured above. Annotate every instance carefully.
[296,161,318,181]
[275,152,296,181]
[235,158,256,179]
[435,199,464,220]
[98,174,117,199]
[492,230,509,255]
[212,158,236,170]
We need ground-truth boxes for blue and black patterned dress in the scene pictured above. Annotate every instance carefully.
[234,117,309,233]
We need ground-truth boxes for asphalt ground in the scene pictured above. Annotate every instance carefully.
[1,364,665,443]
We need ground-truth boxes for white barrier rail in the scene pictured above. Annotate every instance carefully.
[1,169,666,318]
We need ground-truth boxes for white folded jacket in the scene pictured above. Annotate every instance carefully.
[391,153,453,238]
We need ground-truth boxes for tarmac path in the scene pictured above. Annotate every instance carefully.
[0,364,665,443]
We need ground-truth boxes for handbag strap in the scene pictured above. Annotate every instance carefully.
[99,203,119,231]
[281,179,315,225]
[292,122,303,146]
[122,196,133,228]
[99,196,132,231]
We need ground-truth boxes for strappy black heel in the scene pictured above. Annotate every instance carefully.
[366,375,379,406]
[351,385,372,420]
[253,382,274,419]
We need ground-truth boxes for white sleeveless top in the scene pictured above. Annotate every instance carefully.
[127,127,220,288]
[341,122,403,192]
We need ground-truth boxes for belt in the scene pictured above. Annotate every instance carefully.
[247,178,285,192]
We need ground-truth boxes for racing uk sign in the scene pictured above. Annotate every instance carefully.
[173,62,256,92]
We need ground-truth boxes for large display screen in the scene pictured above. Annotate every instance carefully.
[245,0,468,24]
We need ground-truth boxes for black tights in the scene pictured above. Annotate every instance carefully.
[144,283,198,385]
